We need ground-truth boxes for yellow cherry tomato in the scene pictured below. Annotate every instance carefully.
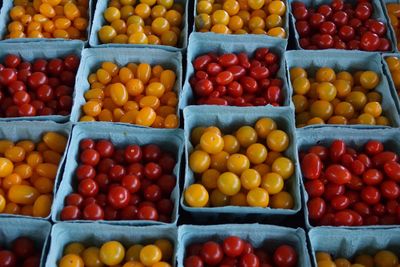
[247,187,269,207]
[99,241,125,266]
[217,172,241,196]
[140,245,162,266]
[59,254,84,267]
[184,184,209,207]
[267,130,289,152]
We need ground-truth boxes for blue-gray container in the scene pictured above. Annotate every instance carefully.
[288,0,396,51]
[381,53,400,114]
[0,217,51,267]
[297,126,400,229]
[89,0,188,51]
[309,227,400,267]
[177,224,311,267]
[0,121,71,221]
[181,105,301,223]
[381,0,399,52]
[0,41,83,122]
[52,123,184,225]
[69,47,182,126]
[0,0,94,43]
[179,33,289,110]
[45,223,177,267]
[192,0,289,45]
[285,50,400,128]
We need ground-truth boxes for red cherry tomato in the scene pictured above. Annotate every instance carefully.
[64,54,80,71]
[137,205,159,221]
[60,205,81,220]
[0,250,17,267]
[381,180,400,199]
[218,54,239,67]
[80,148,100,166]
[95,140,115,158]
[331,195,350,210]
[240,253,260,267]
[308,197,326,220]
[27,72,48,89]
[333,210,354,226]
[373,151,398,167]
[384,161,400,182]
[216,71,234,86]
[305,180,325,198]
[361,186,381,205]
[273,245,297,267]
[360,31,380,51]
[325,164,352,185]
[330,140,346,162]
[0,68,17,85]
[107,185,131,209]
[66,193,84,207]
[362,169,383,185]
[76,164,96,180]
[200,242,223,266]
[301,153,322,180]
[222,236,244,258]
[78,178,99,197]
[11,237,35,258]
[83,203,104,220]
[185,256,204,267]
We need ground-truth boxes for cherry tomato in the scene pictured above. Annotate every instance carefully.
[201,242,223,266]
[83,203,104,220]
[240,253,259,267]
[222,236,244,258]
[301,153,322,179]
[325,164,351,185]
[273,245,297,267]
[108,185,130,209]
[308,197,326,220]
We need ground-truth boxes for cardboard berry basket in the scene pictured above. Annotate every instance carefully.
[176,224,311,266]
[89,0,189,51]
[381,0,400,52]
[0,0,94,44]
[0,41,83,122]
[45,223,177,267]
[296,126,400,229]
[179,33,289,109]
[309,227,400,266]
[51,123,184,225]
[69,47,182,127]
[181,105,302,223]
[0,121,71,221]
[192,0,290,44]
[381,53,400,114]
[0,217,52,267]
[285,50,400,128]
[288,0,396,51]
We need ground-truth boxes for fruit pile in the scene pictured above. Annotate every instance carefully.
[59,239,173,267]
[0,53,79,118]
[98,0,184,46]
[80,61,179,128]
[291,0,392,51]
[0,236,42,267]
[195,0,287,37]
[315,250,399,267]
[386,3,400,51]
[189,48,284,106]
[184,118,294,209]
[290,66,390,127]
[301,139,400,226]
[385,56,400,97]
[6,0,89,40]
[0,132,67,218]
[60,139,177,222]
[184,236,298,267]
